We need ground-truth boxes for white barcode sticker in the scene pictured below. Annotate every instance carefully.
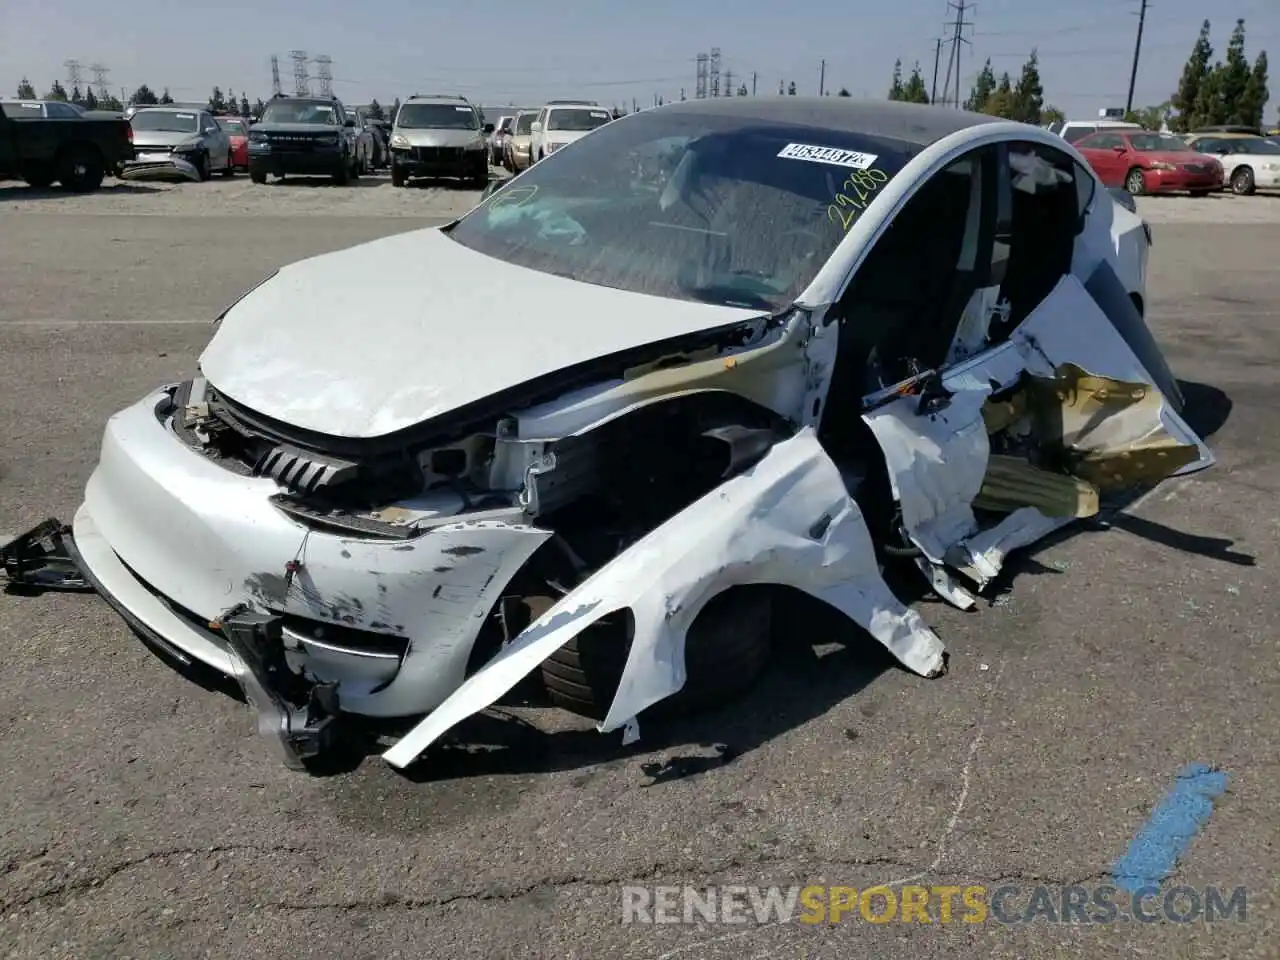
[777,142,878,169]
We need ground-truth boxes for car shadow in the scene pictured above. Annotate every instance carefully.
[256,175,387,189]
[0,181,165,200]
[303,588,897,781]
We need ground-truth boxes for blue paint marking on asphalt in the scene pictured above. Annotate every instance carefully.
[1110,763,1230,893]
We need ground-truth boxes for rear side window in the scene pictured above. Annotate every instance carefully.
[2,102,45,118]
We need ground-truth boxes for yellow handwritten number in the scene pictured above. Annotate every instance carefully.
[825,167,889,232]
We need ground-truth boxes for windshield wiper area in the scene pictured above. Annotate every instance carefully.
[678,283,775,311]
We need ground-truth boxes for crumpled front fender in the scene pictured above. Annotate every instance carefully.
[382,427,945,770]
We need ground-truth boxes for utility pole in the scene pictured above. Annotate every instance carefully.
[931,38,942,103]
[1125,0,1148,114]
[751,71,757,96]
[941,1,974,108]
[818,59,825,96]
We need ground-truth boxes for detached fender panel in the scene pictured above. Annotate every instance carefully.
[382,427,946,770]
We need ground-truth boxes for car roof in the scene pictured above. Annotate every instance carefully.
[1190,131,1261,140]
[652,97,1000,149]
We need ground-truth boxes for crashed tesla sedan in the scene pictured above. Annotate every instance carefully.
[1,98,1211,771]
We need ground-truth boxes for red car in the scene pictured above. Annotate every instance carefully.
[1074,130,1223,197]
[215,116,249,172]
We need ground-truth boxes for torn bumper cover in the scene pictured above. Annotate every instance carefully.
[118,157,201,183]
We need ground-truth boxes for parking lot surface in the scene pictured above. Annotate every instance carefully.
[1,181,1277,959]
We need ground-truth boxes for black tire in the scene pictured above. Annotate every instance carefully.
[350,156,361,181]
[249,168,267,185]
[470,165,488,189]
[220,150,235,177]
[1230,166,1255,196]
[21,165,55,189]
[391,165,406,187]
[193,150,210,181]
[56,145,106,192]
[540,587,774,721]
[332,159,350,186]
[1124,167,1145,196]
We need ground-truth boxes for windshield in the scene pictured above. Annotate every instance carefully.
[547,108,612,132]
[396,103,480,130]
[217,118,246,135]
[515,112,535,134]
[261,101,339,125]
[131,110,199,133]
[448,110,918,311]
[1129,133,1191,152]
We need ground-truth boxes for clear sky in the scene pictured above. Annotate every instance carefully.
[2,0,1275,121]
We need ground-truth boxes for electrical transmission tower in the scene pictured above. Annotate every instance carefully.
[695,53,709,99]
[90,63,110,100]
[940,1,974,108]
[290,50,310,96]
[314,55,333,96]
[64,59,83,91]
[709,47,721,97]
[270,55,282,96]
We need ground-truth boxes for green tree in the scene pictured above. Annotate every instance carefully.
[159,88,174,104]
[1012,50,1044,124]
[964,59,996,112]
[208,86,227,113]
[391,96,401,120]
[1239,51,1269,128]
[16,77,37,98]
[737,84,749,96]
[252,98,267,119]
[787,80,797,95]
[1218,19,1253,123]
[888,59,905,100]
[70,85,84,105]
[983,73,1016,118]
[366,98,385,120]
[129,84,159,105]
[1124,101,1171,129]
[1042,104,1066,126]
[100,93,123,112]
[83,87,98,110]
[837,87,851,96]
[902,63,930,103]
[45,80,68,101]
[1171,20,1213,131]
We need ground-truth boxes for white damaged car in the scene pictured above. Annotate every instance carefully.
[2,98,1210,771]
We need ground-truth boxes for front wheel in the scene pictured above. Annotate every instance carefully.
[1230,166,1255,196]
[1124,167,1145,196]
[540,587,774,721]
[391,165,406,187]
[249,168,267,184]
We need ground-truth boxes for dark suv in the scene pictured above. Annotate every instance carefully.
[248,95,361,185]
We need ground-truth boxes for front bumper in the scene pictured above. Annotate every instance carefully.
[1145,169,1224,193]
[391,147,487,178]
[248,147,345,176]
[1251,167,1280,190]
[59,388,550,719]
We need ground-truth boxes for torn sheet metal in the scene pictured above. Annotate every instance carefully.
[118,158,201,182]
[862,387,991,565]
[382,427,946,770]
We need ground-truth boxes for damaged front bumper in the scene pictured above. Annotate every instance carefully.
[118,157,201,183]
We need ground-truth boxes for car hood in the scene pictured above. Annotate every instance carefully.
[397,128,487,149]
[544,129,595,145]
[199,227,763,439]
[1150,151,1216,165]
[132,130,200,149]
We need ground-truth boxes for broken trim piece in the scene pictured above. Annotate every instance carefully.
[382,428,946,770]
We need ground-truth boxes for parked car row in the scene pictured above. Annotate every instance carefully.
[1055,118,1280,198]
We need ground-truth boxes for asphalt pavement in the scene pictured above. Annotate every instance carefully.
[0,200,1276,959]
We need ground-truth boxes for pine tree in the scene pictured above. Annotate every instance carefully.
[70,85,84,105]
[1042,105,1066,126]
[903,63,930,103]
[16,77,37,98]
[964,59,996,112]
[367,98,384,120]
[1239,51,1269,128]
[391,96,401,120]
[160,88,174,104]
[46,80,68,101]
[240,95,251,118]
[1170,20,1213,131]
[983,73,1016,119]
[1012,50,1044,124]
[888,59,905,100]
[1219,19,1253,124]
[84,88,98,110]
[130,84,159,105]
[208,86,227,113]
[252,98,267,120]
[837,87,851,97]
[787,80,797,95]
